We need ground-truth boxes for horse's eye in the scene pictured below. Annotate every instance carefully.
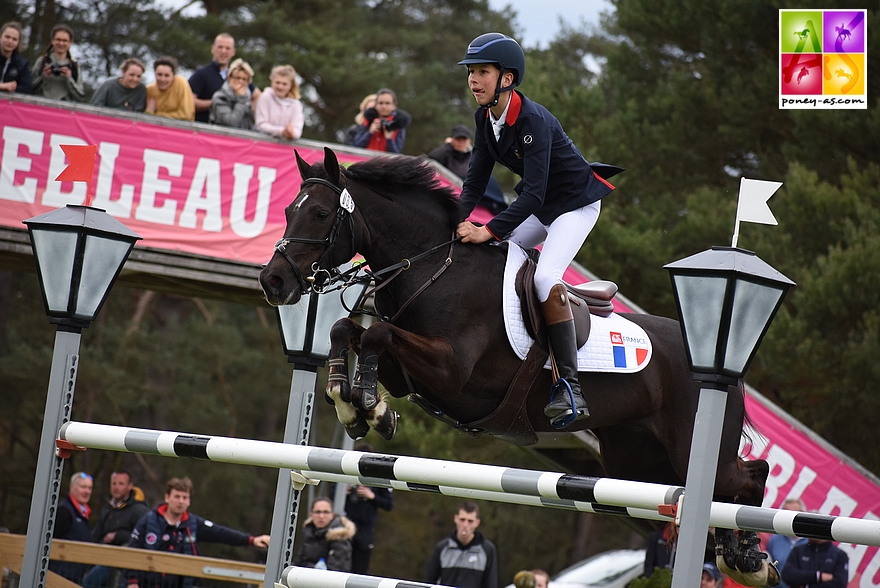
[315,210,330,221]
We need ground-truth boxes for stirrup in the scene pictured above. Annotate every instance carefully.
[546,379,589,429]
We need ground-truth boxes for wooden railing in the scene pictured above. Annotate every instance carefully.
[0,533,265,587]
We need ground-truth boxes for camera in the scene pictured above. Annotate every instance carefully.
[51,64,64,76]
[381,118,394,129]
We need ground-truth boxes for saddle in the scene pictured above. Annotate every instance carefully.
[412,254,620,446]
[514,253,618,350]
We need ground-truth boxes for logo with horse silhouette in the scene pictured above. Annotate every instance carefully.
[779,9,867,109]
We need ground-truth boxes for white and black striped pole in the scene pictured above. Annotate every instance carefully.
[263,275,368,588]
[278,566,455,588]
[57,421,880,546]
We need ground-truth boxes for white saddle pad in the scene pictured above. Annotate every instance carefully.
[502,243,653,373]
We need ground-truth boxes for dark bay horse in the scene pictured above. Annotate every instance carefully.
[259,148,773,584]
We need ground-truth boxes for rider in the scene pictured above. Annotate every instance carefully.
[455,32,623,428]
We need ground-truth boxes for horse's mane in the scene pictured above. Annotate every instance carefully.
[343,156,462,230]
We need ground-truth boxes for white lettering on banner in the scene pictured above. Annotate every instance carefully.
[137,149,183,225]
[0,126,43,203]
[786,464,816,504]
[91,142,134,218]
[180,158,223,232]
[821,485,858,517]
[42,134,88,207]
[762,444,796,507]
[229,164,275,238]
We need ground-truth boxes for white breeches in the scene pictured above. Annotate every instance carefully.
[508,200,601,302]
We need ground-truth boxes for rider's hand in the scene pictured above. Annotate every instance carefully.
[457,221,493,244]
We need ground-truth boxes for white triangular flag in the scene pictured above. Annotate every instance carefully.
[737,178,781,225]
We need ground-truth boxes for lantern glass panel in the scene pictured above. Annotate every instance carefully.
[278,299,309,353]
[77,236,132,319]
[723,280,785,374]
[31,229,77,314]
[673,274,727,371]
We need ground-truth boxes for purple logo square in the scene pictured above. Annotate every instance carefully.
[823,11,866,53]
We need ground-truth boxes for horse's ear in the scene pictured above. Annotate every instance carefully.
[323,147,341,187]
[295,150,311,180]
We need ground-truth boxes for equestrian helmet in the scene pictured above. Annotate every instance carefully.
[458,32,526,87]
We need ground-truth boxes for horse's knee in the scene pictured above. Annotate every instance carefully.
[359,322,394,354]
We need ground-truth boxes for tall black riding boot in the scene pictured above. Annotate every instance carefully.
[542,284,589,427]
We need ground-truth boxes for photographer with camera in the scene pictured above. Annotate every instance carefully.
[352,88,411,153]
[32,24,85,102]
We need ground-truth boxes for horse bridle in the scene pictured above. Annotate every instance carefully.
[272,177,356,294]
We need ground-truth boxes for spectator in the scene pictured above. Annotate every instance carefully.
[145,56,194,120]
[352,88,410,153]
[127,476,269,588]
[532,569,549,588]
[343,93,376,145]
[702,563,722,588]
[0,22,32,94]
[766,499,808,588]
[424,501,498,588]
[644,526,675,577]
[781,535,848,588]
[210,58,255,129]
[428,124,507,214]
[189,33,260,123]
[90,58,147,112]
[342,442,393,574]
[513,570,536,588]
[254,64,304,140]
[293,496,356,571]
[49,471,93,583]
[31,24,85,101]
[81,471,150,587]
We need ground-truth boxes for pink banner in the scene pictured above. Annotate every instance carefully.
[743,392,880,588]
[0,100,373,264]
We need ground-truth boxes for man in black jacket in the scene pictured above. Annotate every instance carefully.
[50,471,94,583]
[781,537,849,588]
[82,471,150,587]
[424,501,498,588]
[343,442,393,574]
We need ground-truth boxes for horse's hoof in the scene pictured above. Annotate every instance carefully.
[344,418,370,440]
[718,557,779,588]
[373,408,398,441]
[736,532,766,573]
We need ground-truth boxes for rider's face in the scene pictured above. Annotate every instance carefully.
[467,64,510,106]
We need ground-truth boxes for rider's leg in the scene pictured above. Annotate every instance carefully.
[534,202,601,426]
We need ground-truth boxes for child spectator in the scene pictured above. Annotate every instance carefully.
[146,56,195,120]
[210,58,254,129]
[31,24,85,101]
[352,88,411,153]
[90,58,147,112]
[343,93,376,145]
[255,64,304,139]
[0,21,32,94]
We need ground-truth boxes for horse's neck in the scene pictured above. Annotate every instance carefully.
[358,198,453,270]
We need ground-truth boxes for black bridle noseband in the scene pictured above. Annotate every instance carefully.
[272,177,356,294]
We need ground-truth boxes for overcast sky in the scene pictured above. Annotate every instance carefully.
[487,0,615,47]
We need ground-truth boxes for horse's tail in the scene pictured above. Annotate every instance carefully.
[736,379,761,455]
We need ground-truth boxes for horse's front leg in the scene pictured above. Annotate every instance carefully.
[351,321,461,440]
[327,318,370,439]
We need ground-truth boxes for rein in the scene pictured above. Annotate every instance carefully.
[273,175,462,322]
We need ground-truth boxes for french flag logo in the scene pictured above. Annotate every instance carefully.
[610,332,649,368]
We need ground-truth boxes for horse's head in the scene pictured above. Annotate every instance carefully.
[259,147,357,306]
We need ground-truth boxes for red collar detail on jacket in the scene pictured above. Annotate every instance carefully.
[484,90,523,126]
[505,91,522,126]
[69,496,91,519]
[157,503,190,523]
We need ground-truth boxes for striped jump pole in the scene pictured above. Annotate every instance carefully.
[59,421,682,510]
[277,566,454,588]
[58,422,880,546]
